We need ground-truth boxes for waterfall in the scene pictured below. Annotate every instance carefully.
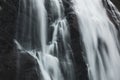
[73,0,120,80]
[15,0,74,80]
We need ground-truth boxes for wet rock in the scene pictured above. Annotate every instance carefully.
[17,51,40,80]
[0,1,18,79]
[62,0,89,80]
[0,0,40,80]
[111,0,120,11]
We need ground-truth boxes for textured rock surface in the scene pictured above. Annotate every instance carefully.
[0,0,18,80]
[111,0,120,11]
[0,1,40,80]
[62,0,89,80]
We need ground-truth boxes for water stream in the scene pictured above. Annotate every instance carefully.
[15,0,74,80]
[14,0,120,80]
[73,0,120,80]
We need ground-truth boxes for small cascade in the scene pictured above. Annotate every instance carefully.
[15,0,74,80]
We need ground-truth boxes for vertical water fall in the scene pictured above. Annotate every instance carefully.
[73,0,120,80]
[15,0,74,80]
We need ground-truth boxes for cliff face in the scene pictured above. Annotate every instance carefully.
[0,0,120,80]
[0,1,18,80]
[0,1,40,80]
[111,0,120,11]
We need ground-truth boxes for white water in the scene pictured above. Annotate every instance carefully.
[16,0,74,80]
[35,0,47,53]
[73,0,120,80]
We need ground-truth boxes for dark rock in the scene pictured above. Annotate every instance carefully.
[0,0,19,79]
[17,51,40,80]
[111,0,120,11]
[0,0,40,80]
[62,0,89,80]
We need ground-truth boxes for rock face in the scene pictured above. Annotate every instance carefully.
[0,1,40,80]
[62,0,89,80]
[0,0,18,80]
[17,52,40,80]
[111,0,120,11]
[0,0,120,80]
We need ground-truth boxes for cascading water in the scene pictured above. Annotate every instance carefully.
[15,0,74,80]
[13,0,120,80]
[73,0,120,80]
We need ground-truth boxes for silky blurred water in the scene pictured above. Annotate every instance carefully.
[15,0,74,80]
[73,0,120,80]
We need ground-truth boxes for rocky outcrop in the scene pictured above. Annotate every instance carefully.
[0,1,40,80]
[17,51,40,80]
